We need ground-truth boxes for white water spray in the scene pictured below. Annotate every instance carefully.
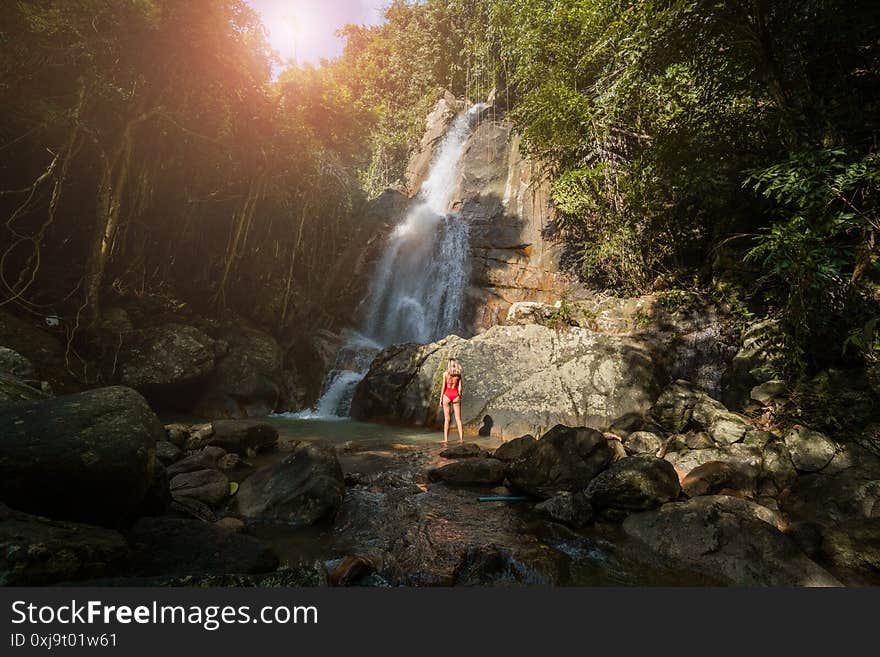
[285,102,487,419]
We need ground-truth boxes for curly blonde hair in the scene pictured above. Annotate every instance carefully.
[445,357,462,376]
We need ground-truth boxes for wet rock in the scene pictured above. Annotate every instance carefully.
[534,492,593,528]
[819,518,880,585]
[208,420,278,455]
[428,458,506,485]
[166,446,227,478]
[127,517,278,577]
[585,456,681,516]
[492,435,537,462]
[328,555,377,586]
[623,496,840,586]
[452,544,557,586]
[506,425,614,499]
[784,425,837,472]
[439,443,486,459]
[233,442,344,527]
[0,386,162,525]
[351,324,659,439]
[169,497,216,523]
[0,504,129,585]
[156,440,183,465]
[170,469,229,507]
[681,461,757,498]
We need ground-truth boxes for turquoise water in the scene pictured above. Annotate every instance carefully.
[265,416,502,451]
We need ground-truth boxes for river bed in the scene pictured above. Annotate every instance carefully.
[241,417,719,586]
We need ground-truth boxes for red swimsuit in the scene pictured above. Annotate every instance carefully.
[443,374,461,402]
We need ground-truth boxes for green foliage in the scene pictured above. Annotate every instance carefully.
[745,149,880,375]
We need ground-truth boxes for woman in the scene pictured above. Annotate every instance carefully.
[439,357,464,443]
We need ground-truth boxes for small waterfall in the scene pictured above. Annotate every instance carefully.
[287,102,487,419]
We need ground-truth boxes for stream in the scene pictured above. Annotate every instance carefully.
[245,417,718,586]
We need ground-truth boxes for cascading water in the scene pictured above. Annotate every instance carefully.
[290,102,488,419]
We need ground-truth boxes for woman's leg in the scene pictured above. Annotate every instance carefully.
[442,397,451,443]
[453,400,464,442]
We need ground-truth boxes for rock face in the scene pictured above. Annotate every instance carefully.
[623,495,841,586]
[505,425,614,498]
[406,90,466,193]
[428,458,506,485]
[0,504,129,585]
[453,123,572,331]
[584,456,681,516]
[0,387,162,525]
[115,323,216,391]
[194,324,285,418]
[351,324,659,439]
[233,442,345,527]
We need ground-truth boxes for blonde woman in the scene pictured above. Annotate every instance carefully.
[439,357,464,443]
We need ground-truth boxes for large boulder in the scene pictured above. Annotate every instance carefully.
[126,517,278,577]
[584,456,681,516]
[781,469,880,526]
[784,425,837,473]
[0,346,37,380]
[653,380,752,444]
[0,371,50,403]
[351,324,660,439]
[0,308,72,394]
[819,518,880,585]
[720,319,786,411]
[623,495,841,586]
[492,435,537,462]
[0,386,162,525]
[208,420,279,455]
[505,425,614,499]
[0,504,129,585]
[115,323,216,392]
[194,325,285,418]
[428,458,505,485]
[534,492,594,528]
[233,442,344,527]
[169,469,230,508]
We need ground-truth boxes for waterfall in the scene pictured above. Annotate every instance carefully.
[289,102,487,419]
